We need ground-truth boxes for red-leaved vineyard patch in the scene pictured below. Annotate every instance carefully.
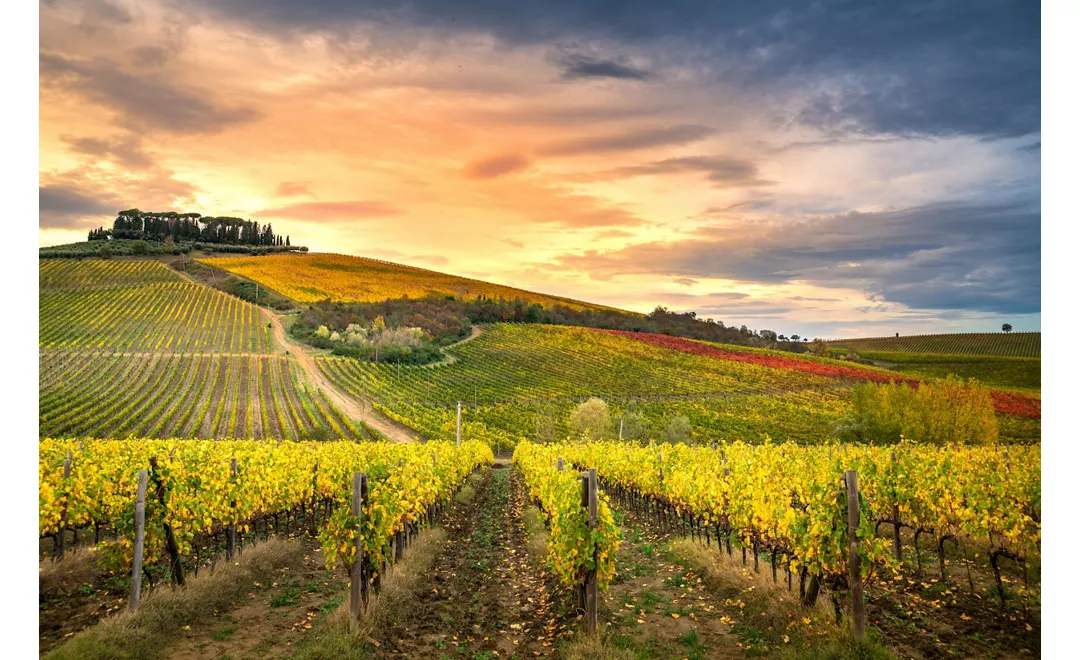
[601,329,1040,419]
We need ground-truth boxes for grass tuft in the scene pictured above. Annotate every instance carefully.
[46,538,305,660]
[293,526,448,660]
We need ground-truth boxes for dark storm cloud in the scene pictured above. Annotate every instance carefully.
[556,53,655,81]
[39,183,120,229]
[40,53,261,134]
[185,0,1039,138]
[552,200,1040,315]
[539,124,714,156]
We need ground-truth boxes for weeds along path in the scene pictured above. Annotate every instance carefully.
[165,538,348,660]
[602,507,746,659]
[265,311,419,443]
[605,498,1039,658]
[374,466,576,658]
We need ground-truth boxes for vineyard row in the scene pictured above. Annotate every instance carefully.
[39,439,494,608]
[39,351,367,441]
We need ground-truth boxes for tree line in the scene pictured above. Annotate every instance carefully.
[293,295,819,359]
[88,209,295,248]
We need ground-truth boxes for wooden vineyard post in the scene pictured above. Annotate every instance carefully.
[583,468,599,635]
[309,460,320,537]
[845,470,866,643]
[618,417,624,441]
[130,469,148,612]
[350,472,369,625]
[891,451,902,561]
[557,457,564,472]
[456,402,462,447]
[227,458,238,560]
[56,450,72,559]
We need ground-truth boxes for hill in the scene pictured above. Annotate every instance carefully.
[198,252,625,312]
[317,323,1040,451]
[38,259,371,441]
[829,331,1040,358]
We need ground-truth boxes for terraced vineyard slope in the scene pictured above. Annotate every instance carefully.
[199,252,623,311]
[317,323,858,449]
[829,331,1040,358]
[317,323,1039,449]
[39,259,365,440]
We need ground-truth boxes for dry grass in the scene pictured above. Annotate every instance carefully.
[455,484,476,504]
[671,538,894,660]
[45,538,305,660]
[522,505,549,560]
[673,538,835,620]
[40,547,105,599]
[294,526,448,660]
[559,630,635,660]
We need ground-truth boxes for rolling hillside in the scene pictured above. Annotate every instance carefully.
[199,252,625,312]
[38,259,369,440]
[829,331,1041,358]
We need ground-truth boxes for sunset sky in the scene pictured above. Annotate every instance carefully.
[38,0,1041,338]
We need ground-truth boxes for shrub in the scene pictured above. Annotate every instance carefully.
[663,414,692,444]
[569,397,611,440]
[837,375,998,445]
[314,325,330,339]
[618,410,650,442]
[131,240,149,255]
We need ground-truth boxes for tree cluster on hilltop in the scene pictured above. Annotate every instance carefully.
[87,209,299,249]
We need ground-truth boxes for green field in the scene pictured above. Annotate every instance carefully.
[843,350,1041,393]
[40,259,270,353]
[829,331,1040,358]
[38,259,368,440]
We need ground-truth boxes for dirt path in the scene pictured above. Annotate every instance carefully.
[428,325,484,366]
[601,508,745,659]
[265,311,419,443]
[166,538,349,660]
[374,466,576,658]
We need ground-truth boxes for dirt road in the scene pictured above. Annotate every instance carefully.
[265,311,419,443]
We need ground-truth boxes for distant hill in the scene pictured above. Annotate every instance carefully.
[828,332,1040,358]
[199,252,626,313]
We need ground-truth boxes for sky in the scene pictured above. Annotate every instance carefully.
[38,0,1041,339]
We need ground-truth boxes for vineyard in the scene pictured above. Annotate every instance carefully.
[199,252,622,311]
[539,440,1040,599]
[828,332,1041,358]
[315,323,1040,449]
[39,352,368,440]
[40,438,492,594]
[317,323,841,406]
[40,260,270,353]
[36,253,1043,657]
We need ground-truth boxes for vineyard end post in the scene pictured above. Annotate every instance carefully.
[456,402,462,447]
[130,469,148,612]
[557,457,564,472]
[845,470,866,643]
[585,468,598,635]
